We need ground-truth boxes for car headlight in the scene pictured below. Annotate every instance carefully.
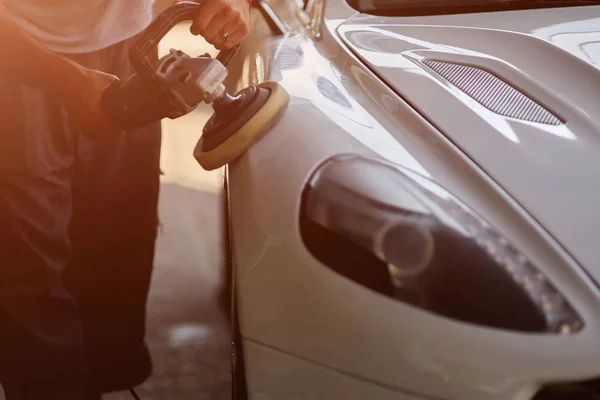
[299,154,582,334]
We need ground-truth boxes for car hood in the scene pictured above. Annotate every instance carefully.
[337,7,600,283]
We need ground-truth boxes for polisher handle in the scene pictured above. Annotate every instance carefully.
[100,1,242,132]
[127,1,203,109]
[130,1,240,92]
[131,2,200,74]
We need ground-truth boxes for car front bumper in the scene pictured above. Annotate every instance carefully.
[243,339,428,400]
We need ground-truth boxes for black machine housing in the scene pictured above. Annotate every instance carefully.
[101,1,241,130]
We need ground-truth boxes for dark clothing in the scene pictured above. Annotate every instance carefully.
[0,35,160,398]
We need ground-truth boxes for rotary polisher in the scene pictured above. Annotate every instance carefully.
[101,1,289,170]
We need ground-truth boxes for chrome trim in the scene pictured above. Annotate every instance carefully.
[295,0,324,39]
[223,165,248,400]
[256,0,290,35]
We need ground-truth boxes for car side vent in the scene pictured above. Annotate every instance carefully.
[423,60,563,125]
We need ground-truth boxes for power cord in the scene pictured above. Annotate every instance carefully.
[129,388,141,400]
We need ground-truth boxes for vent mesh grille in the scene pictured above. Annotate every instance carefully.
[423,60,562,125]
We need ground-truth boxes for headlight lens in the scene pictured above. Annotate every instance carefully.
[299,154,582,334]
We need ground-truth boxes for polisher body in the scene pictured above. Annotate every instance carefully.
[101,49,228,130]
[99,0,289,170]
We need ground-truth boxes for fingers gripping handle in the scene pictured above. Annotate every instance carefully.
[130,1,240,79]
[130,1,202,83]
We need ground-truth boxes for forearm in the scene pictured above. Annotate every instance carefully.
[0,6,88,96]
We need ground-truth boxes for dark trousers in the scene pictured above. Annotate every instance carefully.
[0,36,161,398]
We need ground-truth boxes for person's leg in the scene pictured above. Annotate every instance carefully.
[62,37,161,395]
[0,75,87,398]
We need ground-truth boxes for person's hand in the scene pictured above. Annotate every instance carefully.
[185,0,251,50]
[60,64,121,138]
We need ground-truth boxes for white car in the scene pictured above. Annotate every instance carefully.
[218,0,600,399]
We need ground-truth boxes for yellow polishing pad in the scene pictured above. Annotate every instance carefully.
[194,81,290,171]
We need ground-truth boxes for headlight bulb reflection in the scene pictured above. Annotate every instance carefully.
[375,220,435,289]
